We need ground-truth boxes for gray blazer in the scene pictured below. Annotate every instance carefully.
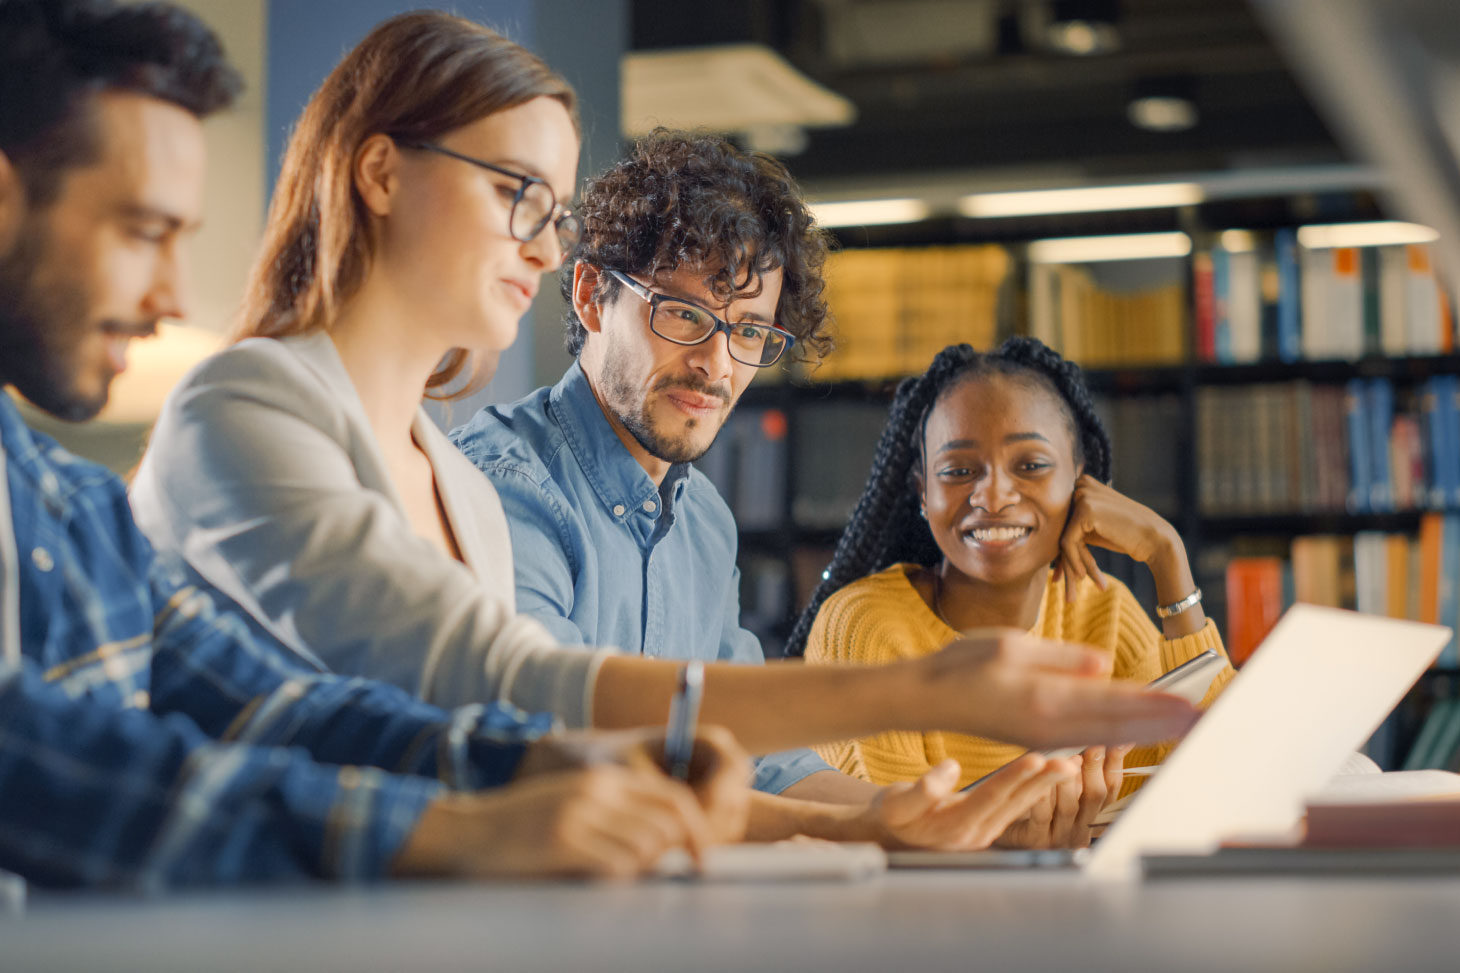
[130,332,605,726]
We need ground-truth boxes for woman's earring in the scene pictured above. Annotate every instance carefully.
[919,507,928,520]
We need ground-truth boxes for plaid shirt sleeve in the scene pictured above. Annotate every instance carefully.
[0,656,441,889]
[144,552,556,793]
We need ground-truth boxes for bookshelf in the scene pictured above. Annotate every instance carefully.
[693,191,1460,770]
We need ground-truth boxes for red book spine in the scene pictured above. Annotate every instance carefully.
[1193,251,1217,362]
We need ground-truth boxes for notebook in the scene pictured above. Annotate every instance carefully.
[888,605,1449,879]
[656,841,887,882]
[1083,604,1449,878]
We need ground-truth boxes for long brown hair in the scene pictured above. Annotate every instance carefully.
[235,11,578,395]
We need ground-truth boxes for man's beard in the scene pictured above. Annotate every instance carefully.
[598,343,731,465]
[0,218,107,422]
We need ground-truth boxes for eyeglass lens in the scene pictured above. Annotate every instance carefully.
[510,180,581,251]
[652,300,788,366]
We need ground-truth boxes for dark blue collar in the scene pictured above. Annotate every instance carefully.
[0,394,44,484]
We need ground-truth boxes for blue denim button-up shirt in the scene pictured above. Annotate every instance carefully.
[451,363,832,794]
[0,394,549,889]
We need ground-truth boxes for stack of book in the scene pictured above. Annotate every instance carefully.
[1193,235,1456,363]
[1028,263,1187,367]
[693,406,788,531]
[813,244,1010,382]
[1196,375,1460,515]
[1092,393,1183,518]
[1225,514,1460,667]
[1402,705,1460,772]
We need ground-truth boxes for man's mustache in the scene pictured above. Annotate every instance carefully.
[653,377,730,405]
[99,319,159,339]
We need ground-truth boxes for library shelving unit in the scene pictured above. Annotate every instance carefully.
[699,187,1460,769]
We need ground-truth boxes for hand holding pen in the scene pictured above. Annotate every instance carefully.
[508,662,750,845]
[664,661,705,780]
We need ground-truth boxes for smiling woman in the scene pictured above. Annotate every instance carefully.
[787,337,1238,848]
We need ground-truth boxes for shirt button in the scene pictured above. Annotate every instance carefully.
[642,500,657,513]
[612,503,627,517]
[39,472,60,496]
[31,548,53,572]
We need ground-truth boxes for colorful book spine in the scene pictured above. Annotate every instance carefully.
[1441,515,1460,668]
[1193,251,1217,363]
[1446,377,1460,507]
[1344,379,1372,513]
[1212,246,1232,363]
[1366,378,1395,513]
[1226,557,1285,665]
[1274,229,1302,362]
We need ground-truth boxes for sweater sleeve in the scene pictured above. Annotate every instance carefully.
[130,346,601,726]
[1108,583,1236,777]
[802,587,940,786]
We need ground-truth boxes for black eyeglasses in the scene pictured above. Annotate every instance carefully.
[607,270,796,368]
[394,139,582,252]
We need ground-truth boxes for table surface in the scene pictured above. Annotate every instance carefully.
[5,868,1460,973]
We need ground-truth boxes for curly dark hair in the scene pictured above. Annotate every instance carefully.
[0,0,241,207]
[562,129,833,363]
[783,336,1112,657]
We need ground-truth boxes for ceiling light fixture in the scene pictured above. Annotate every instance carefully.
[809,198,933,228]
[1127,76,1199,133]
[958,182,1203,218]
[1027,232,1192,264]
[1295,221,1440,249]
[1039,0,1122,56]
[1219,229,1258,253]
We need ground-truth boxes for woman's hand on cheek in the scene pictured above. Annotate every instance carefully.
[1052,475,1179,603]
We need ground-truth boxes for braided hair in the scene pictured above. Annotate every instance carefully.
[783,336,1112,658]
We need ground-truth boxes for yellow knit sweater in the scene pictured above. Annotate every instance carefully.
[805,563,1235,791]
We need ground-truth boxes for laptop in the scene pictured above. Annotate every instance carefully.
[891,604,1451,879]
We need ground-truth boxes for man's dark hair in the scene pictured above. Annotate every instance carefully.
[784,336,1113,658]
[563,129,833,363]
[0,0,241,206]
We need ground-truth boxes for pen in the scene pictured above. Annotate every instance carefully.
[663,660,704,781]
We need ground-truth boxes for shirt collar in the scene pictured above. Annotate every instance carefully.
[0,394,41,480]
[548,361,691,518]
[0,395,31,667]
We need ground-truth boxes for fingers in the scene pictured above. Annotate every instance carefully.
[1078,544,1108,591]
[1026,680,1199,749]
[999,633,1112,678]
[1062,554,1080,604]
[1057,522,1084,603]
[985,758,1078,848]
[1064,748,1109,847]
[571,766,715,873]
[1103,744,1132,804]
[686,725,752,843]
[878,759,960,830]
[953,755,1073,848]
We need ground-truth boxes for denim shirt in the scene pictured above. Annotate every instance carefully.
[451,363,832,794]
[0,394,550,889]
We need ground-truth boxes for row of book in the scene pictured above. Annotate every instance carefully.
[1195,376,1460,515]
[1402,698,1460,773]
[695,406,788,531]
[1224,515,1460,668]
[1194,236,1456,364]
[812,244,1009,382]
[695,401,888,532]
[1091,392,1182,518]
[1027,263,1187,367]
[811,235,1456,381]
